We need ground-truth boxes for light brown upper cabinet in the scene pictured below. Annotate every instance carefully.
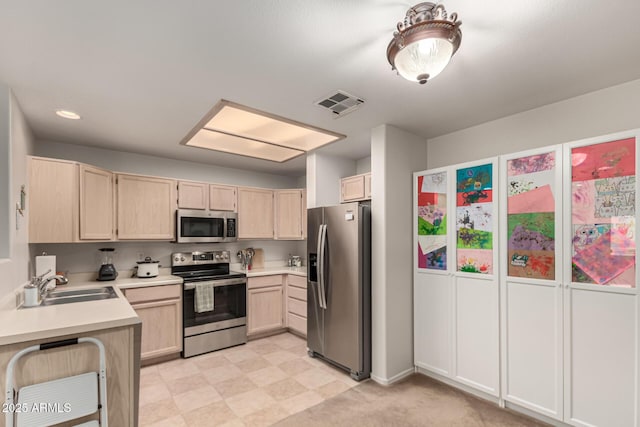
[177,181,208,210]
[340,172,372,203]
[79,164,115,240]
[209,184,237,212]
[116,173,177,240]
[29,157,115,243]
[364,173,372,199]
[29,157,79,243]
[274,189,305,240]
[237,187,274,239]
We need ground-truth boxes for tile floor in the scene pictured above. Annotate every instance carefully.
[138,332,360,426]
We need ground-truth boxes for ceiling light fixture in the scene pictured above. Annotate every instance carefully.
[55,109,81,120]
[181,100,345,163]
[386,2,462,84]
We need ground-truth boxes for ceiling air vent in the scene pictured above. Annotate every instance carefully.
[315,90,364,118]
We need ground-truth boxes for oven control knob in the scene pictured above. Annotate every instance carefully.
[174,256,179,262]
[180,256,185,262]
[215,254,221,260]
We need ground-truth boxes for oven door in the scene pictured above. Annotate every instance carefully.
[183,277,247,337]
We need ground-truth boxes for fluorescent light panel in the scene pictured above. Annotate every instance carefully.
[186,129,304,163]
[182,100,345,162]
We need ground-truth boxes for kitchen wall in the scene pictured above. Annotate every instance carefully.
[306,152,356,208]
[34,240,306,275]
[0,86,35,297]
[35,140,303,188]
[370,124,427,384]
[356,156,371,174]
[428,78,640,167]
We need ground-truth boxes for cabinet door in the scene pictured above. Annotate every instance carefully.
[340,175,365,202]
[247,286,283,335]
[79,165,114,240]
[364,173,372,199]
[117,174,176,240]
[274,189,303,240]
[131,298,182,360]
[29,157,78,243]
[209,184,237,211]
[178,181,208,210]
[237,187,274,239]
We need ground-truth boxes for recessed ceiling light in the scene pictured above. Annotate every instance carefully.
[181,100,345,162]
[55,109,81,120]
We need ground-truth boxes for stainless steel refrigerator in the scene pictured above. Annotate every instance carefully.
[307,202,371,381]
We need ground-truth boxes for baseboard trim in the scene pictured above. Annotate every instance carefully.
[505,402,569,427]
[371,366,415,386]
[416,367,500,405]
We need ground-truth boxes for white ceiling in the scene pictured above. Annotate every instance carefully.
[1,1,640,176]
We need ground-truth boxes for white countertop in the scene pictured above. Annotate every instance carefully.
[0,274,183,346]
[237,266,307,277]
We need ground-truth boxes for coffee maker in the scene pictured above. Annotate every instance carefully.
[97,248,118,281]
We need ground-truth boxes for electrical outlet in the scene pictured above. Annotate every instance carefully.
[137,252,145,261]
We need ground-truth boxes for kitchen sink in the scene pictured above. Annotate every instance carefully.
[39,286,118,306]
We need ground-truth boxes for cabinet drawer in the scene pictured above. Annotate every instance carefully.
[288,285,306,302]
[288,297,306,317]
[248,275,282,289]
[125,284,181,304]
[287,312,307,336]
[287,274,307,289]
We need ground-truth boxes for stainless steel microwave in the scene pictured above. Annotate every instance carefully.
[176,209,237,243]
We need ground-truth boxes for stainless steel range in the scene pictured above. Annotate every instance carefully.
[171,251,247,358]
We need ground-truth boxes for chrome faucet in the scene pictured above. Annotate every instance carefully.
[30,269,69,298]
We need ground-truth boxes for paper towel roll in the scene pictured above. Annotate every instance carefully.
[36,255,56,290]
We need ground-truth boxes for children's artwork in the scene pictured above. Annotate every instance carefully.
[456,163,492,207]
[457,249,492,274]
[507,169,555,196]
[507,152,556,280]
[507,152,555,176]
[572,138,635,181]
[417,172,448,271]
[573,229,635,285]
[508,250,555,280]
[456,163,494,273]
[571,138,636,287]
[507,185,555,214]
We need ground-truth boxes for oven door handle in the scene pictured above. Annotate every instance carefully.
[183,278,246,290]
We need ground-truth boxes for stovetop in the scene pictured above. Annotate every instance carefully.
[171,250,245,282]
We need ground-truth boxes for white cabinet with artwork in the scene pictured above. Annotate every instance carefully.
[414,157,500,399]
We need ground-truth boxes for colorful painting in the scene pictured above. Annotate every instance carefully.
[456,163,493,273]
[507,152,556,280]
[417,172,448,271]
[507,152,555,176]
[457,249,492,274]
[571,138,635,181]
[571,138,636,287]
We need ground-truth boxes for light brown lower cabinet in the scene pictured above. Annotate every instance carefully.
[286,274,307,337]
[124,285,182,361]
[247,276,284,336]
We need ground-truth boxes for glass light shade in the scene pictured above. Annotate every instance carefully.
[394,38,454,83]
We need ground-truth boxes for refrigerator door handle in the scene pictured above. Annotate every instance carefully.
[317,225,325,309]
[319,224,328,309]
